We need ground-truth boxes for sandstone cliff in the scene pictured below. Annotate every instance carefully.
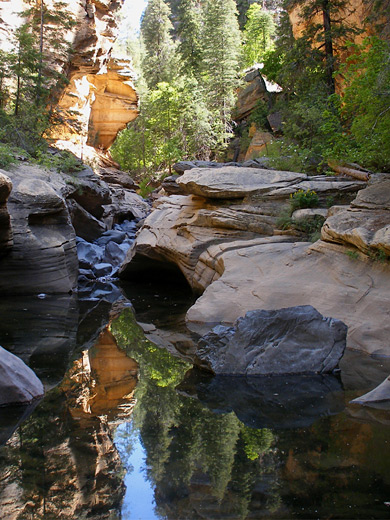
[0,0,138,156]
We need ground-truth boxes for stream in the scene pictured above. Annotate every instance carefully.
[1,278,390,519]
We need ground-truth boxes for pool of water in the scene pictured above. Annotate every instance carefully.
[0,282,390,519]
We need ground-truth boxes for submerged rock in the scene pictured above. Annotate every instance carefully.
[350,376,390,409]
[195,305,347,376]
[0,346,44,406]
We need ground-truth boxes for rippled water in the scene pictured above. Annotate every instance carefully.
[0,281,390,519]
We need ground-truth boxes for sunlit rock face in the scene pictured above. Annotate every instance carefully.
[0,0,138,153]
[55,56,139,152]
[289,0,368,43]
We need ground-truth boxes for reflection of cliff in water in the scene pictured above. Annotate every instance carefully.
[0,325,138,520]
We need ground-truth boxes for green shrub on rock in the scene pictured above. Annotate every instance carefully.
[289,189,319,211]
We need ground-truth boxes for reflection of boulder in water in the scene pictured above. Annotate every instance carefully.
[0,295,78,385]
[178,369,345,429]
[0,401,41,446]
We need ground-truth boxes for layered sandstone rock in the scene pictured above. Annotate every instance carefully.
[121,167,390,356]
[0,165,79,295]
[0,161,149,295]
[0,1,138,155]
[322,174,390,255]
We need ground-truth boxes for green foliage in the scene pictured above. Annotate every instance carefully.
[0,1,76,157]
[240,425,274,461]
[276,209,293,230]
[336,37,390,171]
[289,189,319,210]
[141,0,178,89]
[113,0,242,174]
[276,189,322,240]
[138,176,155,199]
[242,4,276,68]
[293,214,325,241]
[177,0,203,76]
[259,139,314,172]
[201,0,242,144]
[0,143,17,169]
[346,249,359,260]
[34,149,84,174]
[368,247,390,263]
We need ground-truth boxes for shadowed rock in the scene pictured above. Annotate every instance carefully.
[0,165,78,295]
[0,346,44,406]
[0,171,12,256]
[177,368,344,429]
[195,305,347,375]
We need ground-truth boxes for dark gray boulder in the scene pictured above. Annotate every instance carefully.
[76,239,104,268]
[93,262,113,278]
[95,229,127,247]
[67,199,106,242]
[0,346,44,406]
[103,240,132,268]
[195,305,347,375]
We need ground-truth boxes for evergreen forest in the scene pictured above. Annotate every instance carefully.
[0,0,389,180]
[111,0,390,181]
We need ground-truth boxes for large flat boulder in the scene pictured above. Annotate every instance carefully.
[0,346,44,406]
[195,305,347,375]
[177,166,306,199]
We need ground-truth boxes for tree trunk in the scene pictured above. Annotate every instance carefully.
[321,0,335,94]
[36,0,44,105]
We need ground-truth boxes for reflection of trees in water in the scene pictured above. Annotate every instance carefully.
[0,391,125,519]
[112,309,279,519]
[0,324,139,520]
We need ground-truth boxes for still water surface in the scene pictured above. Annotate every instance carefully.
[0,281,390,519]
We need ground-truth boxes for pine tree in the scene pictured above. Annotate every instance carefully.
[177,0,203,77]
[201,0,241,146]
[140,0,178,89]
[286,0,359,95]
[22,0,76,106]
[242,4,276,67]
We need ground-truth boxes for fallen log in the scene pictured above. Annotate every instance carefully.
[328,159,371,181]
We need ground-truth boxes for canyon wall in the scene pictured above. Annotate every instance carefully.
[0,0,138,155]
